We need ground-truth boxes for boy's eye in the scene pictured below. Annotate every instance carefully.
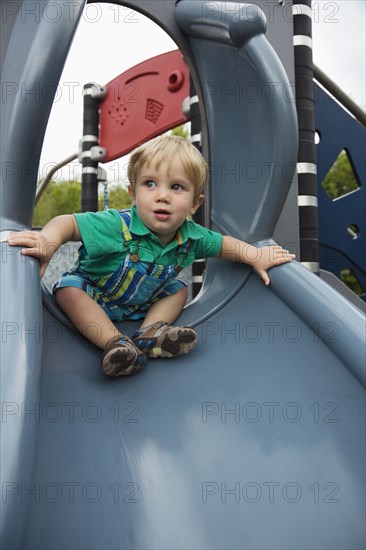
[172,183,183,191]
[144,180,156,188]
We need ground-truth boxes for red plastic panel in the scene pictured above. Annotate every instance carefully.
[99,50,190,162]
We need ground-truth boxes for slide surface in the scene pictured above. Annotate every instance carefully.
[21,266,366,549]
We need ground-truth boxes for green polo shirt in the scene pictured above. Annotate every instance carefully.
[73,206,223,277]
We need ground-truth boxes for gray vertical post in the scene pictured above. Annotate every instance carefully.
[293,0,319,273]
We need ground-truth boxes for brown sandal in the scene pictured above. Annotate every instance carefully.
[101,335,147,376]
[132,321,197,358]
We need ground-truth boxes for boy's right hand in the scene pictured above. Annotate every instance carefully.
[7,230,58,277]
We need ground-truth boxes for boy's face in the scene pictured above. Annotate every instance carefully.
[128,158,203,246]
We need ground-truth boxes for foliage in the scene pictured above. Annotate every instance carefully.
[33,180,131,227]
[98,186,131,211]
[340,269,363,297]
[33,180,81,227]
[170,125,189,140]
[322,150,359,200]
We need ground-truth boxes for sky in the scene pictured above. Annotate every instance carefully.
[38,0,366,186]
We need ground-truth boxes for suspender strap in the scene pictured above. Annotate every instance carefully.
[175,241,192,272]
[119,210,140,261]
[120,216,134,243]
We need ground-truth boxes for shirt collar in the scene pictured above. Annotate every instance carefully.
[129,205,204,246]
[129,205,151,236]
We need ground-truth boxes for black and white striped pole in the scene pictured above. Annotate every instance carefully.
[80,83,107,212]
[188,79,206,297]
[293,0,319,273]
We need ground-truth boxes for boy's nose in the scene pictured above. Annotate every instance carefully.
[156,189,170,202]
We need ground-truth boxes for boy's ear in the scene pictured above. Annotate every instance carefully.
[190,194,204,215]
[128,185,136,205]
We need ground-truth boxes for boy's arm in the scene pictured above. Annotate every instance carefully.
[218,235,295,286]
[8,215,81,277]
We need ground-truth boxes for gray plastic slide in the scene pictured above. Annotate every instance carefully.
[1,1,365,549]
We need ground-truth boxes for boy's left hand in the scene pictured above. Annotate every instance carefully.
[253,245,295,286]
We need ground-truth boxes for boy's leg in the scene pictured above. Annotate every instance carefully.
[140,286,188,328]
[132,287,197,358]
[55,286,120,349]
[55,287,147,376]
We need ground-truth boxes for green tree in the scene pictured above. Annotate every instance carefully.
[170,125,189,140]
[98,185,131,211]
[322,149,359,200]
[340,269,363,296]
[34,180,131,227]
[33,180,82,227]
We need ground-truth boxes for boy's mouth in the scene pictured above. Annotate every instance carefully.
[153,209,171,221]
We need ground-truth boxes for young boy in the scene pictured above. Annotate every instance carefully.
[8,136,295,376]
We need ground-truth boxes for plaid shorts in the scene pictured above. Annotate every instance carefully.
[53,267,187,321]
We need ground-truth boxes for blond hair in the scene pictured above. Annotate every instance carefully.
[127,135,207,198]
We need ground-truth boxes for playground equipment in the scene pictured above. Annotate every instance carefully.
[314,80,366,300]
[1,1,365,549]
